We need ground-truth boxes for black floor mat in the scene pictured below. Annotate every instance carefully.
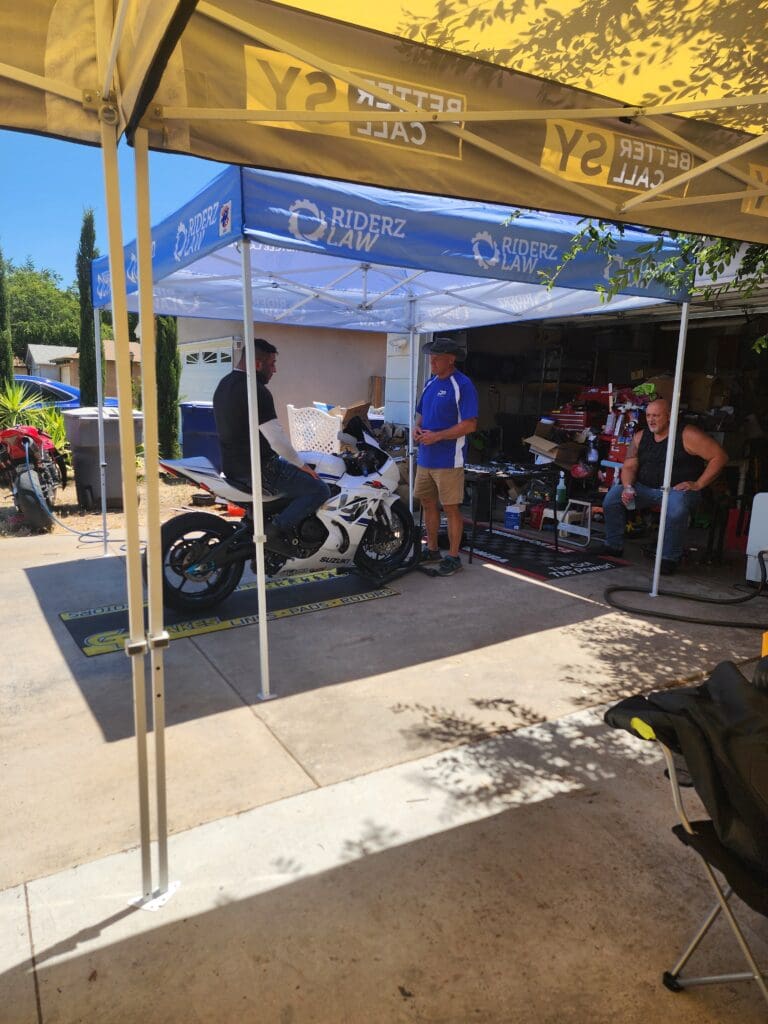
[462,527,625,580]
[61,570,397,656]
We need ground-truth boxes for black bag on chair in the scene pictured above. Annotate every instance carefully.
[605,661,768,873]
[605,661,768,1006]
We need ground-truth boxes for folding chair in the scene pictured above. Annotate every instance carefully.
[605,661,768,1009]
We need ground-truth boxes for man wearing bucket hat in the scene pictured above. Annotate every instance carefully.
[414,336,479,576]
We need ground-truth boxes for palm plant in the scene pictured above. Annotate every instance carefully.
[31,405,70,460]
[0,380,40,429]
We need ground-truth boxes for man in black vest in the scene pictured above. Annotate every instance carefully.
[602,398,728,574]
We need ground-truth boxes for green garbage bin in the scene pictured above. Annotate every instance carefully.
[63,407,143,511]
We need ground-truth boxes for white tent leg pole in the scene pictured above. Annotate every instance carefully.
[92,306,108,556]
[650,301,690,598]
[407,298,416,516]
[241,240,272,701]
[100,118,152,898]
[134,128,170,894]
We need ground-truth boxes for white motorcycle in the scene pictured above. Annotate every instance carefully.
[158,417,415,611]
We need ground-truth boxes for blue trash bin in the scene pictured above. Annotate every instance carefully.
[180,402,222,471]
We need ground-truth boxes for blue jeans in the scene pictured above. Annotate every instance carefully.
[603,482,701,561]
[261,457,331,530]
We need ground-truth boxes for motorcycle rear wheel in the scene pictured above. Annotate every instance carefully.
[161,512,245,611]
[354,498,415,576]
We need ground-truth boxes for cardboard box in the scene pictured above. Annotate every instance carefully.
[329,400,371,428]
[630,367,666,382]
[685,373,726,412]
[523,435,585,468]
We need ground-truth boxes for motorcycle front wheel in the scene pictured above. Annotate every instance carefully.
[354,498,415,576]
[14,469,55,532]
[161,512,245,612]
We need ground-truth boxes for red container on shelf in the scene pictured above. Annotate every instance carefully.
[528,504,546,529]
[608,440,629,463]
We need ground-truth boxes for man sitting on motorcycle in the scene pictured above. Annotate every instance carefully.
[213,337,330,555]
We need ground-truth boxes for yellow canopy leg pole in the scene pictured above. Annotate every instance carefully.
[241,240,273,701]
[100,118,152,899]
[134,128,171,895]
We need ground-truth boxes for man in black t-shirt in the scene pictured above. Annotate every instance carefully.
[213,338,330,554]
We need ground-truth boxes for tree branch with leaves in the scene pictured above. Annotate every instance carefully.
[539,220,768,352]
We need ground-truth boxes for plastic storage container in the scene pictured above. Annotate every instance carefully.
[180,402,222,471]
[63,407,143,511]
[504,503,526,530]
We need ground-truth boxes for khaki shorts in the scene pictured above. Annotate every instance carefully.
[414,466,465,507]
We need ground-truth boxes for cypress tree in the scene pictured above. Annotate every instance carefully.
[76,209,102,406]
[156,315,181,458]
[0,248,13,388]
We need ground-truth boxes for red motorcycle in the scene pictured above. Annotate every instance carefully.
[0,425,67,531]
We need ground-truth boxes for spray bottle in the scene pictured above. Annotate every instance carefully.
[556,470,567,510]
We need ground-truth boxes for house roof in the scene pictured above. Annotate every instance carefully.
[27,344,77,364]
[48,340,142,364]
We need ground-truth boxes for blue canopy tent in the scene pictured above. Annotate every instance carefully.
[93,165,684,327]
[93,164,690,884]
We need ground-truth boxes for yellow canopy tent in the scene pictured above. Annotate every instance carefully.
[2,0,765,900]
[4,1,768,239]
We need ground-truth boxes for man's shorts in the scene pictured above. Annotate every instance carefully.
[414,465,465,506]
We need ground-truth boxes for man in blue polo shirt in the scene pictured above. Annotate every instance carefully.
[414,337,479,576]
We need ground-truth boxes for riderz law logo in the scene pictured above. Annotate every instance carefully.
[287,197,407,255]
[95,269,111,303]
[173,198,232,262]
[470,230,560,275]
[93,239,156,302]
[127,243,157,286]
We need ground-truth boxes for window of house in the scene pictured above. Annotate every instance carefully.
[202,351,218,364]
[185,352,199,365]
[220,350,232,363]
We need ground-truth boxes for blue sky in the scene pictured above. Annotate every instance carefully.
[0,129,224,287]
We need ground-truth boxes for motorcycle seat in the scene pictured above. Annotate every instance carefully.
[221,474,286,505]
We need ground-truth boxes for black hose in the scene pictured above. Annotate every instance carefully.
[603,549,768,629]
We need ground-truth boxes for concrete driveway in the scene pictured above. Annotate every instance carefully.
[2,533,766,1022]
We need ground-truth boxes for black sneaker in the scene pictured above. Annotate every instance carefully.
[265,521,298,556]
[420,547,442,563]
[436,555,462,577]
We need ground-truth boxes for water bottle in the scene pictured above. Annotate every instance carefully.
[587,433,599,464]
[556,470,567,510]
[623,485,636,511]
